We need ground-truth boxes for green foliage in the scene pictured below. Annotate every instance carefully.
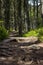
[37,28,43,36]
[9,27,13,32]
[23,30,38,37]
[0,20,4,26]
[23,27,43,42]
[0,20,3,23]
[0,26,9,41]
[38,36,43,42]
[37,28,43,42]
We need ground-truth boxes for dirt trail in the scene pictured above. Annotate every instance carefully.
[0,31,43,65]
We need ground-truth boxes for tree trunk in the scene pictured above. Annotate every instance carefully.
[25,0,30,31]
[4,0,10,30]
[18,0,22,36]
[14,0,17,31]
[0,0,2,19]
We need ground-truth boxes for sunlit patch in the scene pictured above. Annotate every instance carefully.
[28,0,40,6]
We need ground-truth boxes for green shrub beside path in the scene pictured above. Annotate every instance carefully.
[23,27,43,42]
[0,26,9,41]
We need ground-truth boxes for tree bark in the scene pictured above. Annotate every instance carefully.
[4,0,10,30]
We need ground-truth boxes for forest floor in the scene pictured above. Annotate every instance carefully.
[0,31,43,65]
[0,42,43,65]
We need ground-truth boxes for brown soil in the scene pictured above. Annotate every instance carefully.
[0,38,43,65]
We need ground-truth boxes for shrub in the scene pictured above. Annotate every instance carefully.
[23,27,43,42]
[0,26,9,41]
[37,27,43,42]
[0,20,4,26]
[38,36,43,42]
[37,28,43,36]
[23,30,38,37]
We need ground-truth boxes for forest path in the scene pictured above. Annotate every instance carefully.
[9,30,19,37]
[0,31,43,65]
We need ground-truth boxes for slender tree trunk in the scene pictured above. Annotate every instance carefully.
[33,0,35,18]
[4,0,10,30]
[26,0,30,31]
[14,0,17,31]
[41,0,43,26]
[0,0,2,19]
[33,0,36,29]
[36,0,38,27]
[25,0,30,31]
[18,0,22,36]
